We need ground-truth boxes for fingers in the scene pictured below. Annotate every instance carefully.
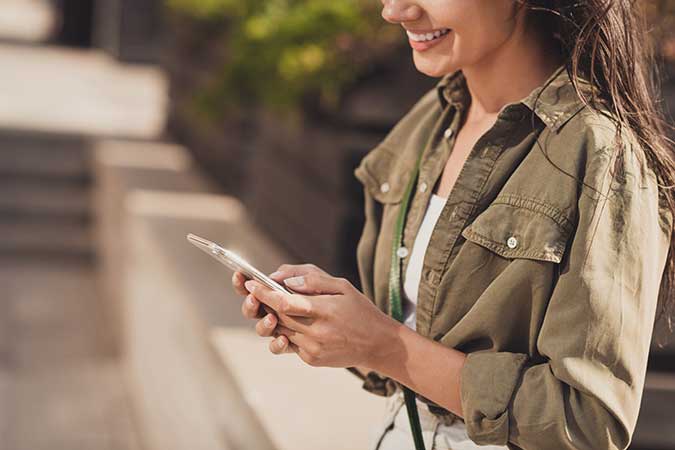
[255,312,278,337]
[270,325,308,354]
[241,294,264,319]
[245,280,315,317]
[269,334,298,355]
[276,312,313,333]
[232,271,249,296]
[281,272,352,296]
[269,264,327,283]
[241,293,276,321]
[269,334,291,354]
[255,314,302,354]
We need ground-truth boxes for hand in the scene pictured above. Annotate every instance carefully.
[232,270,268,319]
[244,267,399,368]
[232,264,329,354]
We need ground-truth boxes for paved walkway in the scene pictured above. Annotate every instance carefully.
[0,0,166,138]
[0,43,167,138]
[0,260,141,450]
[0,2,156,449]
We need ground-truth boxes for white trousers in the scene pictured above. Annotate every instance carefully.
[369,389,509,450]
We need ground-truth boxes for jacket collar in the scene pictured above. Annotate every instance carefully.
[435,64,591,132]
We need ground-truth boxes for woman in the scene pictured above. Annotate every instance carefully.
[232,1,675,449]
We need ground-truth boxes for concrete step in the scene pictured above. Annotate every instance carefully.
[0,131,93,260]
[210,328,385,450]
[0,180,90,221]
[0,44,167,137]
[5,361,142,450]
[0,260,141,449]
[0,260,109,370]
[0,131,90,181]
[120,190,293,450]
[92,139,216,355]
[0,220,92,258]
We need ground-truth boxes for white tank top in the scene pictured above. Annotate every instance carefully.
[402,193,448,331]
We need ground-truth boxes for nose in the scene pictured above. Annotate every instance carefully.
[381,0,423,24]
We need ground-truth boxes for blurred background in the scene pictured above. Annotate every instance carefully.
[0,1,672,449]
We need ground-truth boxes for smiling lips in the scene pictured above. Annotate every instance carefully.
[406,28,451,42]
[405,27,452,51]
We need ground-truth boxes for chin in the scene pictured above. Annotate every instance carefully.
[411,52,457,78]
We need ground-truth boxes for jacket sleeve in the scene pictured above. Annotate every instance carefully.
[459,147,673,449]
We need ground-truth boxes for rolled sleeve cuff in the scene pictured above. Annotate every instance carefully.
[460,351,528,446]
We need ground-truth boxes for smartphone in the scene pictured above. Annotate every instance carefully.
[186,233,294,295]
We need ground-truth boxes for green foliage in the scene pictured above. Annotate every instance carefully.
[167,0,675,122]
[166,0,402,118]
[166,0,249,19]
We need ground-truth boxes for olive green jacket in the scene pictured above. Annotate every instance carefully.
[352,65,673,450]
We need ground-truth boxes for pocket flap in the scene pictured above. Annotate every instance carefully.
[354,145,413,204]
[461,197,574,263]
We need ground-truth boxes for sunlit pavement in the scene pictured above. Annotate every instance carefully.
[0,261,142,450]
[0,43,167,138]
[0,0,166,138]
[0,1,162,448]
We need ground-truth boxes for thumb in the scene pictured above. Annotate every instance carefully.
[269,264,327,283]
[282,272,350,296]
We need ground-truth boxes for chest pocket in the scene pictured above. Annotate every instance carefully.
[354,144,413,205]
[460,194,575,264]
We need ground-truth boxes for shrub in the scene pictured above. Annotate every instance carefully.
[166,0,403,118]
[165,0,675,121]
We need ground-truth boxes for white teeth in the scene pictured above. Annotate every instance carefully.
[406,28,450,42]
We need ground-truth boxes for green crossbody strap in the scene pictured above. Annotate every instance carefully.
[388,143,427,450]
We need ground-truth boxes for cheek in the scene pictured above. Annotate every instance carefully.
[442,0,517,62]
[452,16,515,63]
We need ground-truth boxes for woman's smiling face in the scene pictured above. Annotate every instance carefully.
[381,0,523,77]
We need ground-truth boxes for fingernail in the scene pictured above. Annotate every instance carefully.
[264,315,274,327]
[284,276,304,287]
[244,280,255,292]
[270,271,282,278]
[247,295,256,306]
[276,338,285,350]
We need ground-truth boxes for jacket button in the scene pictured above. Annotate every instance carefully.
[443,128,454,139]
[507,236,518,249]
[397,247,409,258]
[380,182,390,193]
[419,182,428,193]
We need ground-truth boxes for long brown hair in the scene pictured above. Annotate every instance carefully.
[521,0,675,342]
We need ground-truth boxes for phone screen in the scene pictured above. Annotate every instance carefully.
[186,233,293,295]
